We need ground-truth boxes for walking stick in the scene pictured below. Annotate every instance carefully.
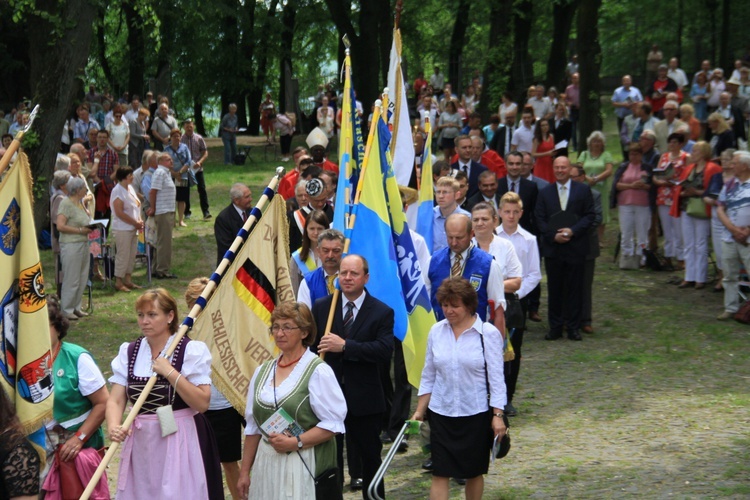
[0,105,40,178]
[80,167,286,499]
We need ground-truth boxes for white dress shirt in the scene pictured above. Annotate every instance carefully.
[496,225,542,299]
[472,235,523,281]
[418,315,506,416]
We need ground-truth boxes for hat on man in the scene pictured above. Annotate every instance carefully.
[306,127,329,149]
[726,77,742,86]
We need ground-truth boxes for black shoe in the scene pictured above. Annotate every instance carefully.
[454,478,466,485]
[422,459,433,471]
[203,212,212,220]
[350,478,363,491]
[504,402,518,417]
[396,441,408,453]
[380,432,393,444]
[184,213,192,220]
[544,331,562,340]
[567,330,583,341]
[155,272,178,279]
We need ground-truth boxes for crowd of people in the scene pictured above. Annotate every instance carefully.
[4,47,750,500]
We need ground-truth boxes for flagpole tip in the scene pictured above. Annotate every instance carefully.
[275,166,286,177]
[375,99,383,108]
[383,87,390,94]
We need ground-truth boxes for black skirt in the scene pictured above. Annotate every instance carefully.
[204,406,245,462]
[430,409,492,478]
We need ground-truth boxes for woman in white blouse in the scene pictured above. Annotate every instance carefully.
[110,166,144,292]
[412,277,507,500]
[238,302,346,500]
[471,202,523,294]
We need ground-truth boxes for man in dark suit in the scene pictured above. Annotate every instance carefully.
[534,156,596,341]
[451,135,487,199]
[313,254,394,499]
[465,170,499,212]
[489,110,516,158]
[520,151,548,322]
[496,151,539,234]
[213,183,253,266]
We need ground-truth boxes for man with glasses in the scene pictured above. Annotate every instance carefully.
[654,100,686,152]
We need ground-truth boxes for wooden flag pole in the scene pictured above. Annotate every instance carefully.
[80,167,286,500]
[0,105,40,178]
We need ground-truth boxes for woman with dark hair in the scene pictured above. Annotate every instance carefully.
[653,133,689,268]
[107,104,130,167]
[531,118,555,183]
[290,210,330,296]
[670,141,722,289]
[106,288,223,499]
[438,100,462,160]
[259,92,277,144]
[110,166,144,292]
[41,295,110,498]
[238,302,346,499]
[498,92,517,119]
[0,388,40,499]
[412,277,507,500]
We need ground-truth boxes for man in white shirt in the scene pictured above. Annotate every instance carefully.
[496,191,541,416]
[147,153,177,278]
[511,109,535,154]
[429,66,445,92]
[667,57,689,89]
[124,96,142,124]
[528,85,552,120]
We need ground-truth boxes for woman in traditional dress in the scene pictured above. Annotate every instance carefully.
[238,302,346,500]
[106,288,223,500]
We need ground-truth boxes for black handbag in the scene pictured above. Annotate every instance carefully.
[504,292,525,330]
[479,331,511,460]
[312,466,342,500]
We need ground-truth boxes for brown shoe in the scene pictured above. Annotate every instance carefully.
[582,325,594,333]
[677,281,695,289]
[528,311,542,322]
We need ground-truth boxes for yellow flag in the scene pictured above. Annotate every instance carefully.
[0,153,53,445]
[191,195,294,412]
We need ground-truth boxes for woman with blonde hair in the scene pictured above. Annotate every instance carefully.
[578,131,614,243]
[707,112,736,158]
[679,103,702,141]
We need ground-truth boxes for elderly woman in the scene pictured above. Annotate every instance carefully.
[107,104,130,167]
[41,295,109,497]
[0,387,40,499]
[290,209,329,296]
[704,148,736,292]
[50,170,71,292]
[110,166,144,292]
[412,277,507,500]
[438,100,462,159]
[670,141,722,289]
[679,103,702,142]
[128,107,151,169]
[221,103,239,165]
[165,128,195,227]
[106,288,223,499]
[578,131,614,243]
[653,133,690,268]
[238,302,346,500]
[56,177,93,320]
[707,112,736,158]
[612,143,652,269]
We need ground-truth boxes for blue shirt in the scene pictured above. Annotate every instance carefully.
[432,205,470,253]
[141,167,156,198]
[611,86,644,118]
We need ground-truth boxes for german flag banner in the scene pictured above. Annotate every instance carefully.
[0,153,53,446]
[192,194,294,413]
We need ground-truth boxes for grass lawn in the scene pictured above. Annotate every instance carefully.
[37,108,750,498]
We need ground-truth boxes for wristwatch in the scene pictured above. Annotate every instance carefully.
[296,436,303,449]
[75,430,87,442]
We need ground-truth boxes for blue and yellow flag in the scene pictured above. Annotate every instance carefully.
[415,119,434,253]
[333,51,365,232]
[347,106,409,348]
[376,115,435,388]
[0,153,53,448]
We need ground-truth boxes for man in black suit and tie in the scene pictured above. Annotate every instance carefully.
[534,156,595,341]
[496,151,539,234]
[314,254,394,499]
[213,183,253,266]
[489,111,516,158]
[451,135,487,199]
[465,170,499,212]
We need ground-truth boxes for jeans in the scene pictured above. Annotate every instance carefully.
[222,135,237,164]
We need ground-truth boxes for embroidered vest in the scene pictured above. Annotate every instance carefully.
[126,336,190,414]
[429,246,493,321]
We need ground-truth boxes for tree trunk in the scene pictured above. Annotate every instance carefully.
[26,0,96,229]
[193,98,205,136]
[545,0,580,91]
[244,0,279,136]
[577,0,602,147]
[448,0,472,94]
[220,0,242,117]
[477,0,513,122]
[509,0,534,104]
[279,0,297,114]
[719,0,730,70]
[122,0,145,98]
[95,18,114,90]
